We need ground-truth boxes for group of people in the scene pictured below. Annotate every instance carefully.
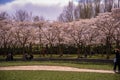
[6,53,33,61]
[113,48,120,73]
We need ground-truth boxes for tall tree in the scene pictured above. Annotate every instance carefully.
[93,0,101,16]
[95,10,120,59]
[0,12,14,55]
[112,8,120,48]
[104,0,113,12]
[14,10,32,22]
[58,1,75,22]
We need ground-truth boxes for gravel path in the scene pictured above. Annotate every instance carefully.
[0,66,114,74]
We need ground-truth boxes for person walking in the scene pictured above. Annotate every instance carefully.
[113,48,120,73]
[118,49,120,73]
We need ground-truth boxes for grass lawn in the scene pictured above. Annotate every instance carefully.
[0,71,120,80]
[0,61,113,70]
[0,54,115,59]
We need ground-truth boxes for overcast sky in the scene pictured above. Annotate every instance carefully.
[0,0,78,21]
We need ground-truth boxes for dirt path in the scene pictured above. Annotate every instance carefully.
[0,66,114,74]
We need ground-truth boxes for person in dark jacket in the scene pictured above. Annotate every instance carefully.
[6,53,13,61]
[29,54,33,60]
[118,49,120,73]
[113,48,120,73]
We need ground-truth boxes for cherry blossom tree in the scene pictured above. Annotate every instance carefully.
[112,8,120,48]
[95,8,120,59]
[33,17,46,56]
[63,19,94,58]
[51,22,66,57]
[40,22,58,57]
[13,22,36,55]
[0,19,14,55]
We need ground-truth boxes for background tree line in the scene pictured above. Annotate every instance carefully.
[0,1,120,59]
[58,0,120,22]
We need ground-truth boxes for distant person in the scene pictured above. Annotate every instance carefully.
[6,53,10,61]
[23,53,28,60]
[29,54,33,60]
[113,48,120,73]
[6,53,13,61]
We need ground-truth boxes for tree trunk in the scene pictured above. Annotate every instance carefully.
[77,48,81,58]
[49,43,53,58]
[59,45,63,57]
[116,40,120,48]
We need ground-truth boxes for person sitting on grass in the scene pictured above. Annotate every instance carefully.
[29,54,33,60]
[23,53,29,60]
[6,53,13,61]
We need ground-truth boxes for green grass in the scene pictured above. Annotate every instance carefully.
[0,71,120,80]
[0,61,113,70]
[0,54,115,59]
